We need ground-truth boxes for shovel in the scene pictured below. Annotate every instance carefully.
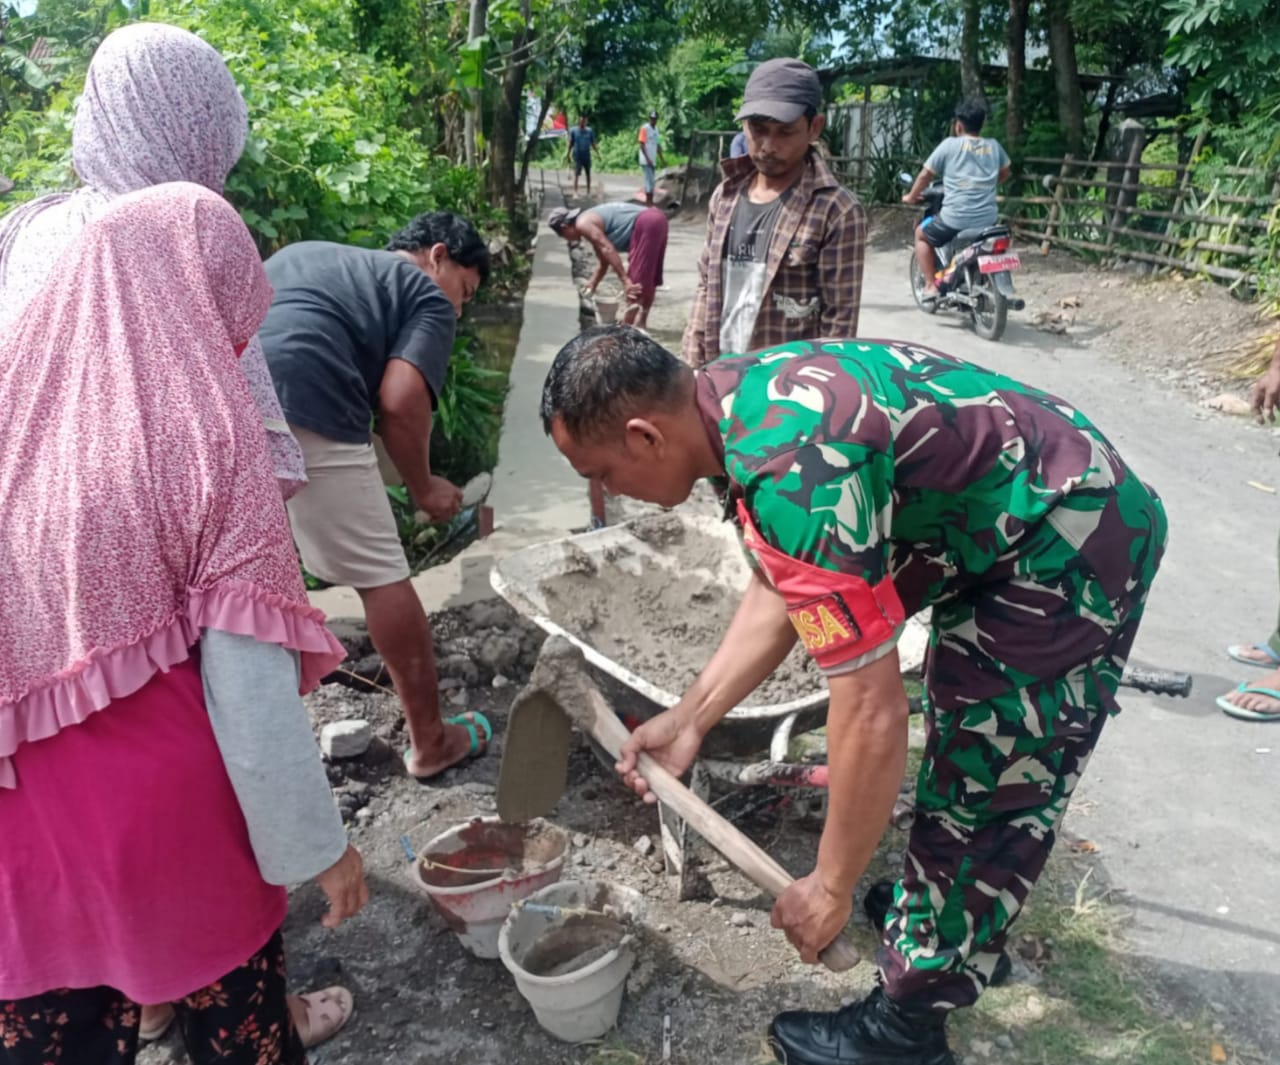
[497,636,862,973]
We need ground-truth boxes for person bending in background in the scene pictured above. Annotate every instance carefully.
[259,211,495,782]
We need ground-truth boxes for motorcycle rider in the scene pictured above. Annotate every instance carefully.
[902,100,1011,303]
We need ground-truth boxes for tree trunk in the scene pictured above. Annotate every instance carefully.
[486,0,533,213]
[517,79,553,192]
[1045,0,1085,157]
[463,0,488,169]
[960,0,983,102]
[1006,0,1029,153]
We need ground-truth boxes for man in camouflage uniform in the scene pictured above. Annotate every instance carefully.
[540,327,1166,1065]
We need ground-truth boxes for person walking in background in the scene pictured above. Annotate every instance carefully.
[1218,336,1280,722]
[682,58,866,368]
[0,183,366,1065]
[259,211,494,783]
[902,100,1011,303]
[638,109,666,206]
[0,21,306,500]
[567,115,600,197]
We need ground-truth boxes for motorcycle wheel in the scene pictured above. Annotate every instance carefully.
[970,269,1008,340]
[908,252,937,314]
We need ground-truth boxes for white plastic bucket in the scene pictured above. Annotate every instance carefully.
[408,817,568,958]
[498,880,644,1043]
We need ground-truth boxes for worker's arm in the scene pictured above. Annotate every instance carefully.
[616,570,797,800]
[378,359,461,522]
[577,215,631,290]
[1252,336,1280,423]
[901,166,936,204]
[772,652,909,962]
[998,165,1012,183]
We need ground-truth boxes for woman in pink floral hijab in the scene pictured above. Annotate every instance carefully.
[0,21,306,496]
[0,182,364,1065]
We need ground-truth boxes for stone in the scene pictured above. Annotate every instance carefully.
[995,1034,1014,1051]
[477,634,521,674]
[492,674,511,689]
[355,807,374,823]
[633,835,655,857]
[321,720,373,759]
[460,782,496,796]
[600,856,618,870]
[657,923,673,933]
[573,833,590,848]
[729,912,750,928]
[466,601,513,629]
[448,689,468,707]
[361,736,393,766]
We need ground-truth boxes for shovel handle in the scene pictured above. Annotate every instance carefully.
[585,689,861,973]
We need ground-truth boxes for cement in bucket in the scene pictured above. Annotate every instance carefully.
[498,880,644,1043]
[409,817,568,958]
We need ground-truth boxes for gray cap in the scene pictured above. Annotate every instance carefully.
[548,206,582,232]
[735,58,822,123]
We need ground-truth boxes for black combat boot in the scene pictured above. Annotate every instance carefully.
[768,986,956,1065]
[862,881,1013,988]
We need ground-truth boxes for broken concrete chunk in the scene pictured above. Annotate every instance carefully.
[633,835,655,857]
[729,912,750,928]
[320,719,373,759]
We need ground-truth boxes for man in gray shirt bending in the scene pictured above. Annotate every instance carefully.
[903,100,1011,301]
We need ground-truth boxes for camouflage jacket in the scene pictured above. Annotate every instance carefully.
[698,339,1156,676]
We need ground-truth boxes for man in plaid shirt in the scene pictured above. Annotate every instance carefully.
[682,58,866,368]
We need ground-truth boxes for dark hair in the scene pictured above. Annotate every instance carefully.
[953,100,987,134]
[540,326,693,441]
[386,210,491,284]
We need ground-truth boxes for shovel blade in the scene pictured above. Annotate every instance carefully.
[496,689,572,822]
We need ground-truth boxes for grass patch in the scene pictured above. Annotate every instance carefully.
[948,850,1247,1064]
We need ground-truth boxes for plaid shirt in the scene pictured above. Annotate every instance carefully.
[681,150,866,367]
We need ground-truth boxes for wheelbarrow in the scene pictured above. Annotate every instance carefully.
[490,507,1192,895]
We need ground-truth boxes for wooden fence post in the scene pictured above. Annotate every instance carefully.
[1164,129,1207,246]
[1040,154,1072,254]
[1106,128,1145,251]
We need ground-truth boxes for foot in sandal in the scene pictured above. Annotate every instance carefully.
[139,1003,176,1042]
[1217,665,1280,721]
[404,711,492,781]
[1225,642,1280,668]
[290,986,355,1048]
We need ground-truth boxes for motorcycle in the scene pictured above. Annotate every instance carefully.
[899,173,1024,341]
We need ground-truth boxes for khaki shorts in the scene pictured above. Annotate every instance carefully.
[285,425,411,589]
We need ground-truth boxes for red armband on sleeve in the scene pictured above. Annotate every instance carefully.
[738,502,904,670]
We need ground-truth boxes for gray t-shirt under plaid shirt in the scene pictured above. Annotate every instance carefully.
[719,191,789,355]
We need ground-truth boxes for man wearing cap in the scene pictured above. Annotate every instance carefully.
[638,110,666,207]
[547,201,669,331]
[682,57,865,368]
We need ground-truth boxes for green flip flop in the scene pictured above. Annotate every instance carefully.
[1216,683,1280,722]
[403,711,493,781]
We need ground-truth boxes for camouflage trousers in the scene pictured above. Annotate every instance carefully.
[879,480,1167,1010]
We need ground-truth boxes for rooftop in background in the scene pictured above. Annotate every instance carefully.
[820,54,1121,93]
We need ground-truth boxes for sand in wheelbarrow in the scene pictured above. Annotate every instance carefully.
[536,515,821,706]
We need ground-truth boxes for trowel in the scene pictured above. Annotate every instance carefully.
[497,636,862,974]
